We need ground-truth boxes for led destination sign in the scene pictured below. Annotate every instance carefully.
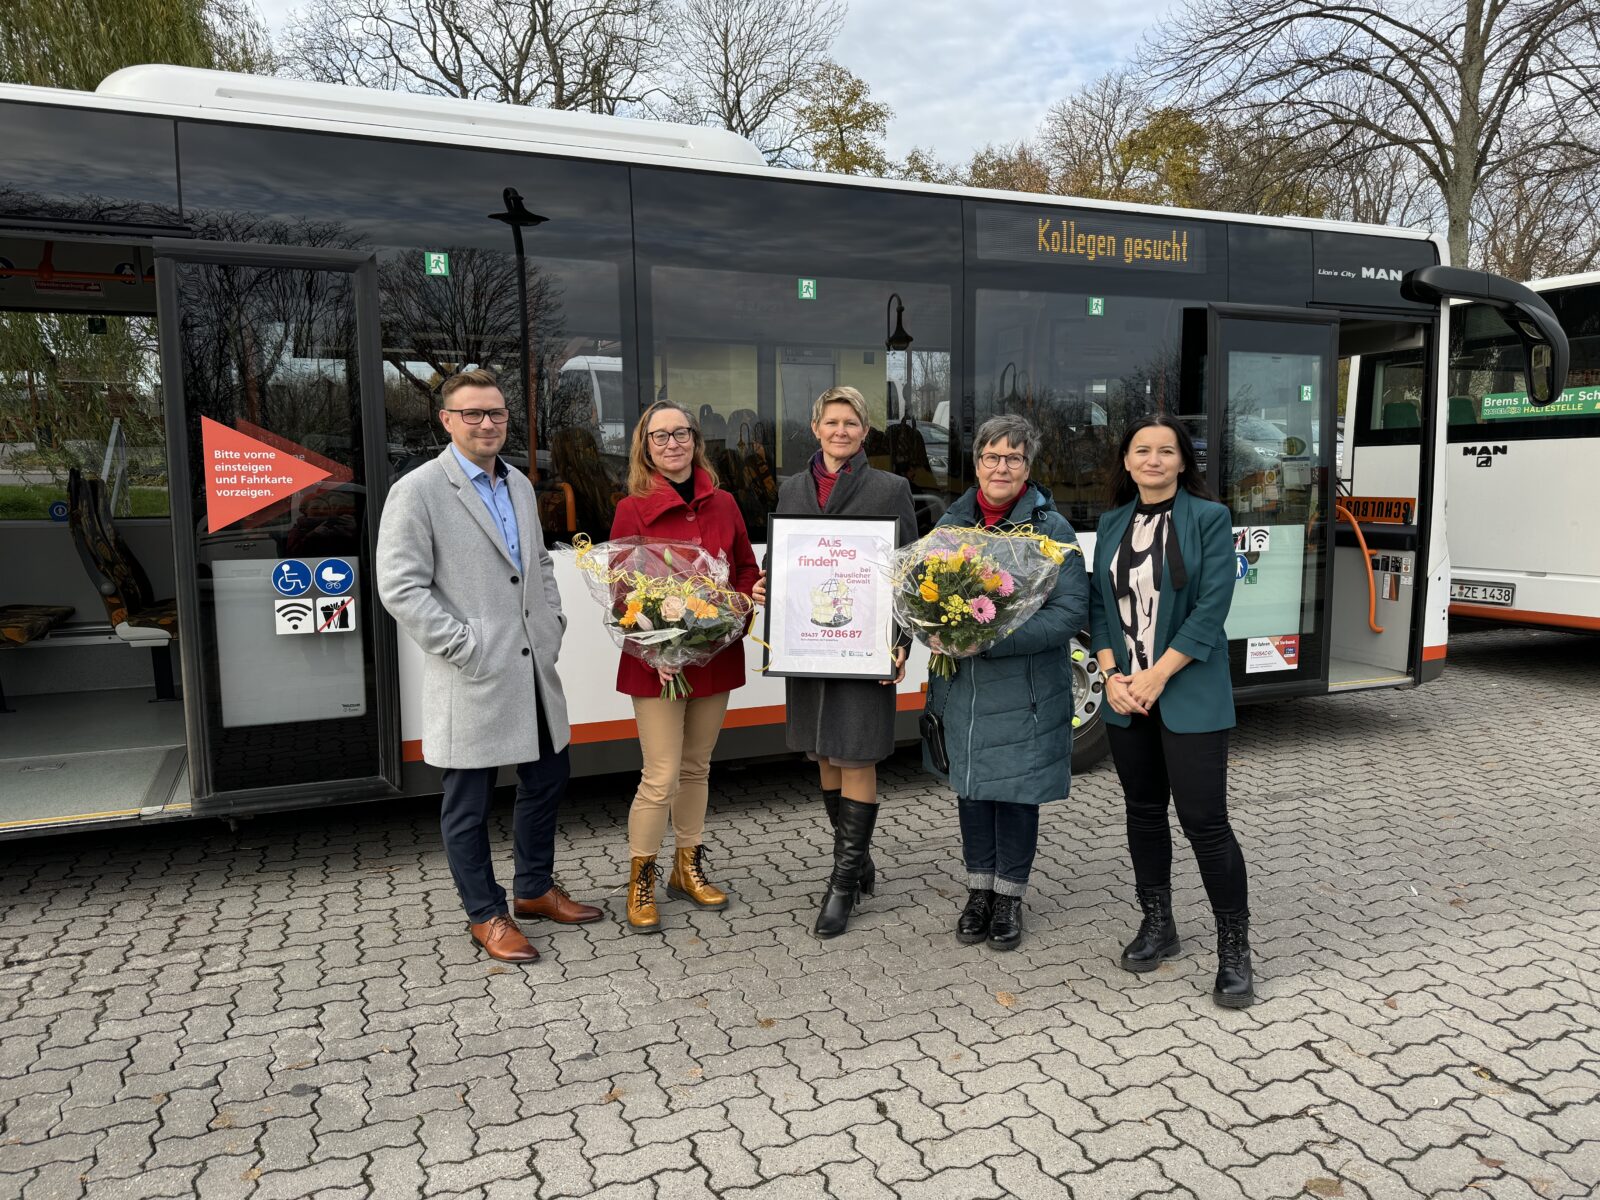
[976,208,1208,274]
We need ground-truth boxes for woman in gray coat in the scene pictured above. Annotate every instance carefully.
[753,386,918,939]
[923,415,1089,951]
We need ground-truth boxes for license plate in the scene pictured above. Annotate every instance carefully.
[1451,580,1515,606]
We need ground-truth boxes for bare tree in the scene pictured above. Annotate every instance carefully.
[1035,72,1152,200]
[665,0,844,164]
[1146,0,1600,266]
[1473,129,1600,279]
[278,0,667,113]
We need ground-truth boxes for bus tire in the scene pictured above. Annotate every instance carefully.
[1069,632,1110,773]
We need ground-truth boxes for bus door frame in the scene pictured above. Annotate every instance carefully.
[153,239,402,810]
[1204,303,1343,699]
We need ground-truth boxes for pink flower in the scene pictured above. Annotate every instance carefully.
[997,572,1016,597]
[970,595,997,623]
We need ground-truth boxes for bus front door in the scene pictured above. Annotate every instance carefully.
[1207,307,1340,695]
[154,240,400,814]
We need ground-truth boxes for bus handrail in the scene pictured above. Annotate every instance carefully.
[1334,504,1384,634]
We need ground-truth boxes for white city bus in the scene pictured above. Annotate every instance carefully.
[0,66,1564,838]
[1437,273,1599,629]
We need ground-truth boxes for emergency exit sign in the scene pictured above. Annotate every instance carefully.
[424,252,451,276]
[1087,296,1105,316]
[797,277,818,300]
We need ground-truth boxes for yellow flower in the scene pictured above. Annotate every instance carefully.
[919,576,940,602]
[981,573,1001,592]
[619,601,643,628]
[686,597,718,619]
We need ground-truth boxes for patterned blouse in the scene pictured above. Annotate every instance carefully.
[1114,498,1178,673]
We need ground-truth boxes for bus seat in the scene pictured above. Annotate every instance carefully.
[1381,400,1421,429]
[66,468,178,699]
[0,604,75,712]
[1448,395,1478,426]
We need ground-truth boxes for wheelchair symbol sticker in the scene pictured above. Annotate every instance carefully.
[271,559,313,597]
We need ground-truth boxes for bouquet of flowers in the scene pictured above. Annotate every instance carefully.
[571,535,754,699]
[890,525,1077,678]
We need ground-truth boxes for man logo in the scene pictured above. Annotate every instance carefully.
[1463,444,1507,468]
[1361,266,1403,281]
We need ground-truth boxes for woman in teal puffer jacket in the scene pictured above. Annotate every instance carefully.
[923,415,1089,951]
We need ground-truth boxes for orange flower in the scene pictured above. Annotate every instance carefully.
[618,601,643,627]
[919,576,940,603]
[686,597,719,619]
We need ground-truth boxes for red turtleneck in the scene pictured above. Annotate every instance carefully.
[977,489,1016,528]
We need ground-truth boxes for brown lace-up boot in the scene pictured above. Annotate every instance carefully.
[627,855,662,933]
[666,844,729,909]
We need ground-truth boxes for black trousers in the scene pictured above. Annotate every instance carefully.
[439,700,569,924]
[1106,705,1248,915]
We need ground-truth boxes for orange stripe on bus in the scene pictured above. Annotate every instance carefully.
[1422,644,1447,662]
[399,690,930,762]
[1450,604,1600,632]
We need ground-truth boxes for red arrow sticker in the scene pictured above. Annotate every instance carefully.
[201,416,333,531]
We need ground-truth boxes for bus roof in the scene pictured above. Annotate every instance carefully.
[0,63,1448,256]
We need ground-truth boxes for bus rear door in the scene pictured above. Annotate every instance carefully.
[154,240,401,814]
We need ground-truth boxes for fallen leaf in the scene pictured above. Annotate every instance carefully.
[686,1068,703,1079]
[1474,1067,1494,1080]
[996,991,1017,1008]
[1478,1155,1506,1169]
[456,1090,467,1105]
[1305,1179,1345,1197]
[758,1018,776,1029]
[602,1088,624,1103]
[241,1167,261,1182]
[486,966,508,975]
[1449,898,1466,908]
[1383,998,1399,1010]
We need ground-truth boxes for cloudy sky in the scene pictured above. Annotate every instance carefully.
[249,0,1180,163]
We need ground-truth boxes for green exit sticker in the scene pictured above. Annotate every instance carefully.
[424,251,451,277]
[1299,384,1314,403]
[1087,296,1105,317]
[797,277,818,300]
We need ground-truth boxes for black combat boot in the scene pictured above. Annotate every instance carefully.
[814,797,879,939]
[1212,911,1256,1008]
[1119,885,1181,973]
[822,788,875,896]
[987,894,1024,951]
[955,888,994,944]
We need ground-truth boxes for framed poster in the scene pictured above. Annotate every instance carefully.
[762,513,899,680]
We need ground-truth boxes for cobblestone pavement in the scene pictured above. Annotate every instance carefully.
[2,626,1598,1200]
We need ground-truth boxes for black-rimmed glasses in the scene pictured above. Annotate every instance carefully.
[648,428,694,447]
[444,408,510,425]
[978,452,1026,469]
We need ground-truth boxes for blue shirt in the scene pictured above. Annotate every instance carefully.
[451,444,520,564]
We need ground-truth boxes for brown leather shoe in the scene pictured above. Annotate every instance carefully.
[666,844,728,909]
[514,882,603,924]
[468,914,539,963]
[627,855,662,932]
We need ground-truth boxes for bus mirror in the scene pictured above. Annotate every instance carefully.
[1401,265,1569,407]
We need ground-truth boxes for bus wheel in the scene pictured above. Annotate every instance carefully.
[1070,634,1109,772]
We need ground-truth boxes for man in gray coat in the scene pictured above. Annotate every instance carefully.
[377,368,601,963]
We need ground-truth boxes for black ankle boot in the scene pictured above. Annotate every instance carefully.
[987,895,1023,951]
[1213,912,1255,1008]
[955,888,994,944]
[822,788,875,897]
[815,797,878,939]
[1120,885,1181,973]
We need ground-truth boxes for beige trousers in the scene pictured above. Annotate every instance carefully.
[627,692,730,859]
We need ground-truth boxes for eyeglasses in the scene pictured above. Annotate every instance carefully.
[978,452,1027,469]
[444,408,510,425]
[648,428,694,447]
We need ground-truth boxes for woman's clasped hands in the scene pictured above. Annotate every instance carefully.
[1105,665,1170,717]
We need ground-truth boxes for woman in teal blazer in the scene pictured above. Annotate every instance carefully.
[1088,414,1254,1008]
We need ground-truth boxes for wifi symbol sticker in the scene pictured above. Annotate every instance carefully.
[274,599,316,635]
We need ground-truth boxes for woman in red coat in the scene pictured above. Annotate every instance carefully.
[610,400,760,932]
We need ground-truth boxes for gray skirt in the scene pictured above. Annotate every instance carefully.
[785,675,897,766]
